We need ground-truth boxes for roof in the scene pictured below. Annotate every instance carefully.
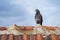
[0,26,57,31]
[0,25,59,40]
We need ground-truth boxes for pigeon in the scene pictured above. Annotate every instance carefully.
[35,9,43,25]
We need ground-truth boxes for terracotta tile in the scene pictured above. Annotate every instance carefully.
[30,35,34,40]
[25,26,33,30]
[43,35,52,40]
[43,37,47,40]
[16,35,23,40]
[9,34,14,40]
[27,35,30,40]
[19,27,25,30]
[0,26,57,31]
[14,35,17,40]
[21,35,23,40]
[6,35,9,40]
[17,35,21,40]
[0,27,7,31]
[30,35,37,40]
[0,35,2,40]
[44,26,56,30]
[57,35,60,40]
[14,35,23,40]
[0,26,59,40]
[23,34,27,40]
[33,35,37,40]
[1,34,7,40]
[37,34,43,40]
[51,34,57,40]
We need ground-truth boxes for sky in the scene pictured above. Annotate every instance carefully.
[0,0,60,27]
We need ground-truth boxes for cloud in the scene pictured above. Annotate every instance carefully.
[0,16,22,26]
[0,0,60,27]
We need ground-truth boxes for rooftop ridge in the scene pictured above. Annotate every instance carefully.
[0,26,57,30]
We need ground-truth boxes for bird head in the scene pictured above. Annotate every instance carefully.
[35,9,40,14]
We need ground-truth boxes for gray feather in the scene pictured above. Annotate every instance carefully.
[35,9,43,25]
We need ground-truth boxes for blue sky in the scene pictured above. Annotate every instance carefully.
[0,0,60,27]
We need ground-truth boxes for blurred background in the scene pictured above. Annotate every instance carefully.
[0,0,60,27]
